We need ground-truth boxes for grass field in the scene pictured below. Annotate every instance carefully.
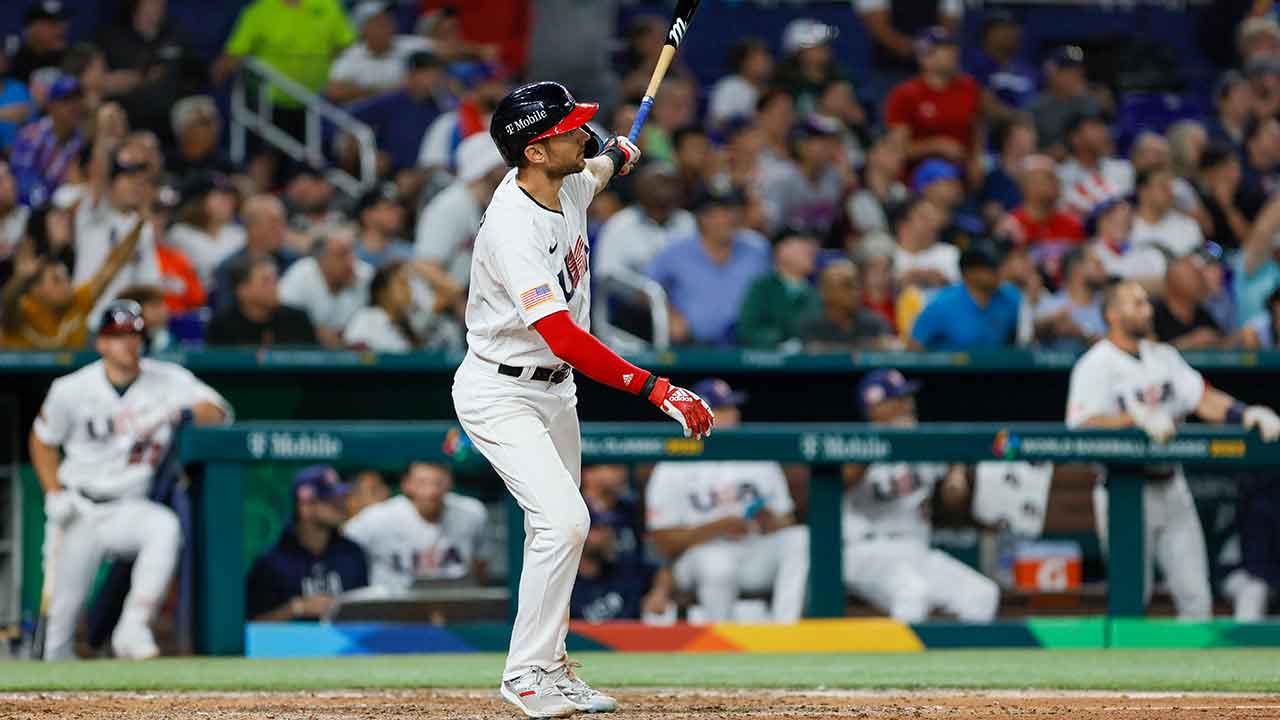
[4,649,1280,693]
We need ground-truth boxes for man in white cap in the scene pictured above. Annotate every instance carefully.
[415,133,507,286]
[327,0,431,104]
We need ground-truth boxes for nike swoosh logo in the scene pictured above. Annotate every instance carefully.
[549,243,557,254]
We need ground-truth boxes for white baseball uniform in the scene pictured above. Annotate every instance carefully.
[33,358,232,660]
[344,493,488,590]
[646,461,809,623]
[451,167,596,681]
[1066,338,1212,619]
[842,463,999,623]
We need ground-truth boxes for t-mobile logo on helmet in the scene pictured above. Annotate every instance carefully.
[506,110,548,135]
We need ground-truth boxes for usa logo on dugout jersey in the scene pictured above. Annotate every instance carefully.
[520,284,554,310]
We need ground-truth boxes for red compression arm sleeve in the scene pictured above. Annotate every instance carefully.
[533,310,651,394]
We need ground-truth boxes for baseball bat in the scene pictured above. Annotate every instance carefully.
[31,522,62,659]
[627,0,703,143]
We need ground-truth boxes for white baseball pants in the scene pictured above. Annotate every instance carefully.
[453,354,586,681]
[1093,475,1212,620]
[671,525,809,623]
[43,496,181,661]
[842,538,999,623]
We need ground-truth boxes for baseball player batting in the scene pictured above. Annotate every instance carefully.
[30,300,232,660]
[452,82,714,718]
[1067,280,1280,618]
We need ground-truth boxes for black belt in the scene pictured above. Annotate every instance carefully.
[79,489,121,504]
[498,363,570,384]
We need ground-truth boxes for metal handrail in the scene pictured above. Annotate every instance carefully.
[229,57,378,197]
[593,268,671,351]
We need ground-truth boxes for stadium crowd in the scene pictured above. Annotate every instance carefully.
[1,0,1279,354]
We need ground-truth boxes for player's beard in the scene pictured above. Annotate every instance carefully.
[1122,316,1153,341]
[548,153,587,178]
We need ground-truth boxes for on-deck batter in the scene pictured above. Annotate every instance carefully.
[1066,279,1280,618]
[31,300,232,660]
[451,81,714,718]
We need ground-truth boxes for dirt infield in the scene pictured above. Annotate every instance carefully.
[3,689,1279,719]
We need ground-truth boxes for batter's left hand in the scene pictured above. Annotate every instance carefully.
[647,377,715,438]
[602,136,641,176]
[1244,405,1280,442]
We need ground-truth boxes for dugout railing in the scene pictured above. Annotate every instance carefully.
[179,421,1279,656]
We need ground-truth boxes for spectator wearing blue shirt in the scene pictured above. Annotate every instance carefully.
[965,11,1036,122]
[9,76,83,207]
[979,117,1035,226]
[570,465,660,622]
[910,239,1025,350]
[645,187,771,345]
[346,50,446,174]
[1206,71,1252,154]
[246,465,369,621]
[0,51,33,154]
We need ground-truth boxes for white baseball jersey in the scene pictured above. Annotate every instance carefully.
[1066,339,1204,429]
[843,462,949,543]
[33,359,233,498]
[344,493,488,590]
[463,168,595,367]
[646,461,794,531]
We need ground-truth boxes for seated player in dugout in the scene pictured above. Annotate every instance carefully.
[644,378,809,623]
[344,460,489,590]
[843,369,1000,623]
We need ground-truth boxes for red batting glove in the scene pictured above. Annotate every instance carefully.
[647,377,715,438]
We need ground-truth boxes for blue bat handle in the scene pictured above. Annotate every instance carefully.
[628,96,654,144]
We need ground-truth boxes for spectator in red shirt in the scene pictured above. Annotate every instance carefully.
[1006,154,1085,250]
[885,27,982,179]
[419,0,529,75]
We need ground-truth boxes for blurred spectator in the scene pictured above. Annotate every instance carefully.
[814,78,868,163]
[856,231,899,332]
[797,258,895,350]
[353,184,411,267]
[18,204,73,274]
[1237,116,1280,219]
[212,0,355,134]
[342,260,423,351]
[978,117,1036,224]
[9,76,84,207]
[1207,71,1253,152]
[1152,248,1227,349]
[1239,16,1280,65]
[116,284,172,351]
[10,1,72,85]
[708,38,774,129]
[846,132,907,237]
[909,239,1024,350]
[345,461,488,589]
[640,74,699,165]
[0,163,28,268]
[843,369,998,623]
[596,162,695,282]
[165,96,235,184]
[279,228,373,347]
[892,196,957,293]
[418,0,527,73]
[96,0,206,140]
[205,256,317,347]
[60,42,106,113]
[0,218,143,350]
[645,379,808,623]
[1131,166,1205,256]
[570,464,660,622]
[645,188,770,346]
[1203,242,1237,334]
[672,126,714,203]
[75,139,165,327]
[885,27,981,173]
[345,469,390,518]
[327,1,431,104]
[149,194,207,316]
[347,50,446,175]
[1197,142,1249,251]
[1243,286,1280,348]
[1033,246,1105,350]
[212,195,300,309]
[246,466,368,621]
[1130,131,1202,221]
[736,227,821,349]
[777,18,855,117]
[1234,195,1280,326]
[756,89,797,174]
[1006,154,1085,250]
[0,50,34,153]
[283,165,344,241]
[760,115,848,238]
[417,61,506,174]
[966,10,1036,122]
[1056,109,1133,217]
[1028,46,1102,156]
[527,0,619,114]
[857,0,962,105]
[912,157,980,243]
[167,172,245,289]
[1088,197,1166,288]
[415,132,506,286]
[1248,58,1280,130]
[1168,120,1209,187]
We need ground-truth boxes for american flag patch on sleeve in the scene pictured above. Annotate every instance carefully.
[520,283,555,310]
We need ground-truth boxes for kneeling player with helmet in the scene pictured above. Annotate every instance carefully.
[843,369,1000,623]
[31,300,233,660]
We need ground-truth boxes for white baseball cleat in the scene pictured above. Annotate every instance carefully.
[501,668,579,718]
[110,622,159,660]
[552,661,618,713]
